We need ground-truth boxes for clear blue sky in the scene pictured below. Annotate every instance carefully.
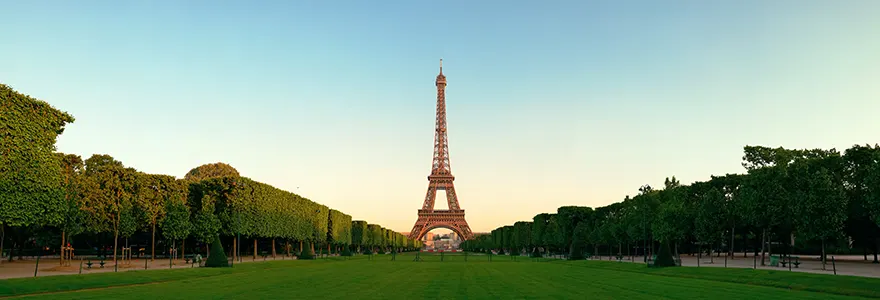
[2,0,879,233]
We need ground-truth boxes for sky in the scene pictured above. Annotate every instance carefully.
[2,0,879,233]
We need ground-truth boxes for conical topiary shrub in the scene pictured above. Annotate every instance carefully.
[205,237,229,268]
[298,247,315,260]
[652,241,677,267]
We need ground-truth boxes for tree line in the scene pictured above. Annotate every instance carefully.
[0,83,421,267]
[462,145,880,270]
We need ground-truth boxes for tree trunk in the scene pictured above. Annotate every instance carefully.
[113,226,119,267]
[233,237,237,262]
[272,239,276,258]
[674,243,679,258]
[151,222,156,261]
[874,238,879,264]
[0,224,4,258]
[206,243,210,258]
[299,241,303,253]
[821,239,827,270]
[310,242,315,255]
[7,243,14,262]
[60,230,66,266]
[182,239,186,261]
[760,229,766,266]
[253,239,257,259]
[729,225,735,258]
[327,244,331,257]
[709,243,714,264]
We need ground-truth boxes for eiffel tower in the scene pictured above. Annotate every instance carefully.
[407,60,473,241]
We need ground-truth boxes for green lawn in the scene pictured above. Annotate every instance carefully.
[2,253,879,299]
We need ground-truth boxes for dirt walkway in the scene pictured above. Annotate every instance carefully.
[0,255,296,280]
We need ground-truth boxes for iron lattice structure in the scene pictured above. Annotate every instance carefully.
[408,60,474,241]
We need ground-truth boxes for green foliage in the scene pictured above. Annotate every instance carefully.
[191,211,221,244]
[531,213,549,247]
[350,220,367,247]
[502,225,514,251]
[184,162,239,182]
[556,206,593,249]
[0,84,74,228]
[58,153,86,238]
[79,155,139,238]
[161,200,191,241]
[542,215,562,250]
[791,162,848,242]
[568,222,589,260]
[327,210,352,246]
[694,188,725,245]
[204,237,229,267]
[652,241,677,267]
[367,224,383,248]
[513,221,531,251]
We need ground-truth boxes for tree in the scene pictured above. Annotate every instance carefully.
[136,174,173,261]
[57,153,87,265]
[184,163,239,181]
[162,200,192,261]
[695,188,725,262]
[80,155,138,266]
[568,222,590,260]
[557,206,593,252]
[843,145,880,263]
[513,221,532,253]
[543,215,562,255]
[652,197,686,259]
[0,84,74,247]
[367,224,383,253]
[351,221,368,253]
[531,213,550,253]
[791,162,848,270]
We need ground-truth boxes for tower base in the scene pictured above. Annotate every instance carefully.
[408,209,473,241]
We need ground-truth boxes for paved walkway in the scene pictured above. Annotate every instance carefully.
[590,252,880,278]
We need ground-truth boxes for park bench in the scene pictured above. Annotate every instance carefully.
[772,255,800,268]
[85,258,106,269]
[780,256,800,268]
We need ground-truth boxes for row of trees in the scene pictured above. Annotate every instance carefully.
[463,145,880,269]
[0,83,422,267]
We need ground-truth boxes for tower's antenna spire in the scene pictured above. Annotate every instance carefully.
[439,58,443,73]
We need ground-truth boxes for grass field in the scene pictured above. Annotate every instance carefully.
[2,253,879,299]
